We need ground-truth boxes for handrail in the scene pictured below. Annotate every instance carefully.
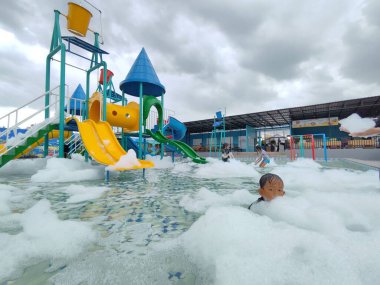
[1,100,60,155]
[0,86,88,157]
[0,85,65,142]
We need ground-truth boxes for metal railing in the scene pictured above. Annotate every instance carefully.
[0,86,65,155]
[64,133,84,157]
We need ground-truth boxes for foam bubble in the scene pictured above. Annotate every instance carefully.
[179,159,380,284]
[107,149,140,171]
[180,188,255,213]
[31,158,104,182]
[146,155,174,169]
[63,184,108,203]
[339,113,375,133]
[0,158,47,176]
[195,158,261,179]
[0,199,96,281]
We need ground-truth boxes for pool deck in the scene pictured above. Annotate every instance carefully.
[344,158,380,169]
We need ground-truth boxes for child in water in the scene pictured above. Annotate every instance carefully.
[248,173,285,209]
[221,143,234,162]
[254,145,270,167]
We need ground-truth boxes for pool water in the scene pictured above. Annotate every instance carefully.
[0,156,379,284]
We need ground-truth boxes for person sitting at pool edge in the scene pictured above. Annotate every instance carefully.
[221,143,234,162]
[248,173,285,209]
[254,145,270,167]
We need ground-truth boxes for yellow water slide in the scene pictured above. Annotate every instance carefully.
[70,92,153,170]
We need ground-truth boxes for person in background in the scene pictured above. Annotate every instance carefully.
[248,173,285,209]
[254,145,270,167]
[221,143,234,162]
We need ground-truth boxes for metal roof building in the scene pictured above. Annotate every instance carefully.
[184,96,380,134]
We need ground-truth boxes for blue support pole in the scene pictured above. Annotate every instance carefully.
[323,134,328,161]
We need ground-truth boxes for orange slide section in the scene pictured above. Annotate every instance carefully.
[73,118,154,171]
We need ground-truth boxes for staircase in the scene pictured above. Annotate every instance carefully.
[0,124,58,167]
[0,85,66,168]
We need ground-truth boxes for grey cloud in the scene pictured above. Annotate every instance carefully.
[0,0,378,122]
[341,1,380,84]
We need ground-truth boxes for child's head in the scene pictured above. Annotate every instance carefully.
[223,143,229,149]
[255,145,262,152]
[258,173,285,201]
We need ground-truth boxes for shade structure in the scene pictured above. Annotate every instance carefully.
[66,84,86,115]
[119,48,165,97]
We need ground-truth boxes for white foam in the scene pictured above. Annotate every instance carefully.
[0,187,12,215]
[180,188,255,213]
[31,157,104,182]
[71,153,85,161]
[0,199,96,281]
[107,149,140,171]
[195,158,261,179]
[146,154,174,169]
[0,158,47,176]
[172,161,193,174]
[63,184,108,203]
[339,113,376,133]
[179,159,380,284]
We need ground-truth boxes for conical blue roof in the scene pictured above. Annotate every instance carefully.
[119,48,165,97]
[66,84,86,115]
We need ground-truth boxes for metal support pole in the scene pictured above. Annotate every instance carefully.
[122,91,126,150]
[300,136,304,158]
[105,170,110,183]
[160,93,164,159]
[102,64,108,121]
[58,45,66,158]
[138,82,143,159]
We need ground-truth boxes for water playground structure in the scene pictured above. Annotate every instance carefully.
[289,134,328,162]
[0,2,206,171]
[209,110,226,158]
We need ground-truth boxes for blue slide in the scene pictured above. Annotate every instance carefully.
[163,116,187,141]
[126,137,139,153]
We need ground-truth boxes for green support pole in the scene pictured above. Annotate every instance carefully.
[85,61,106,161]
[323,134,327,162]
[300,136,304,158]
[138,83,143,159]
[58,45,66,158]
[160,93,164,159]
[45,10,62,157]
[102,64,108,121]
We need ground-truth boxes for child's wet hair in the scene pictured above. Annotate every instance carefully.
[259,173,283,188]
[256,145,262,151]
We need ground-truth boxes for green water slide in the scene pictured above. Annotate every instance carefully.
[0,124,58,168]
[143,95,163,128]
[142,95,206,163]
[146,129,207,164]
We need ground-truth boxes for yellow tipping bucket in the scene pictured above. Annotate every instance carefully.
[67,2,92,37]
